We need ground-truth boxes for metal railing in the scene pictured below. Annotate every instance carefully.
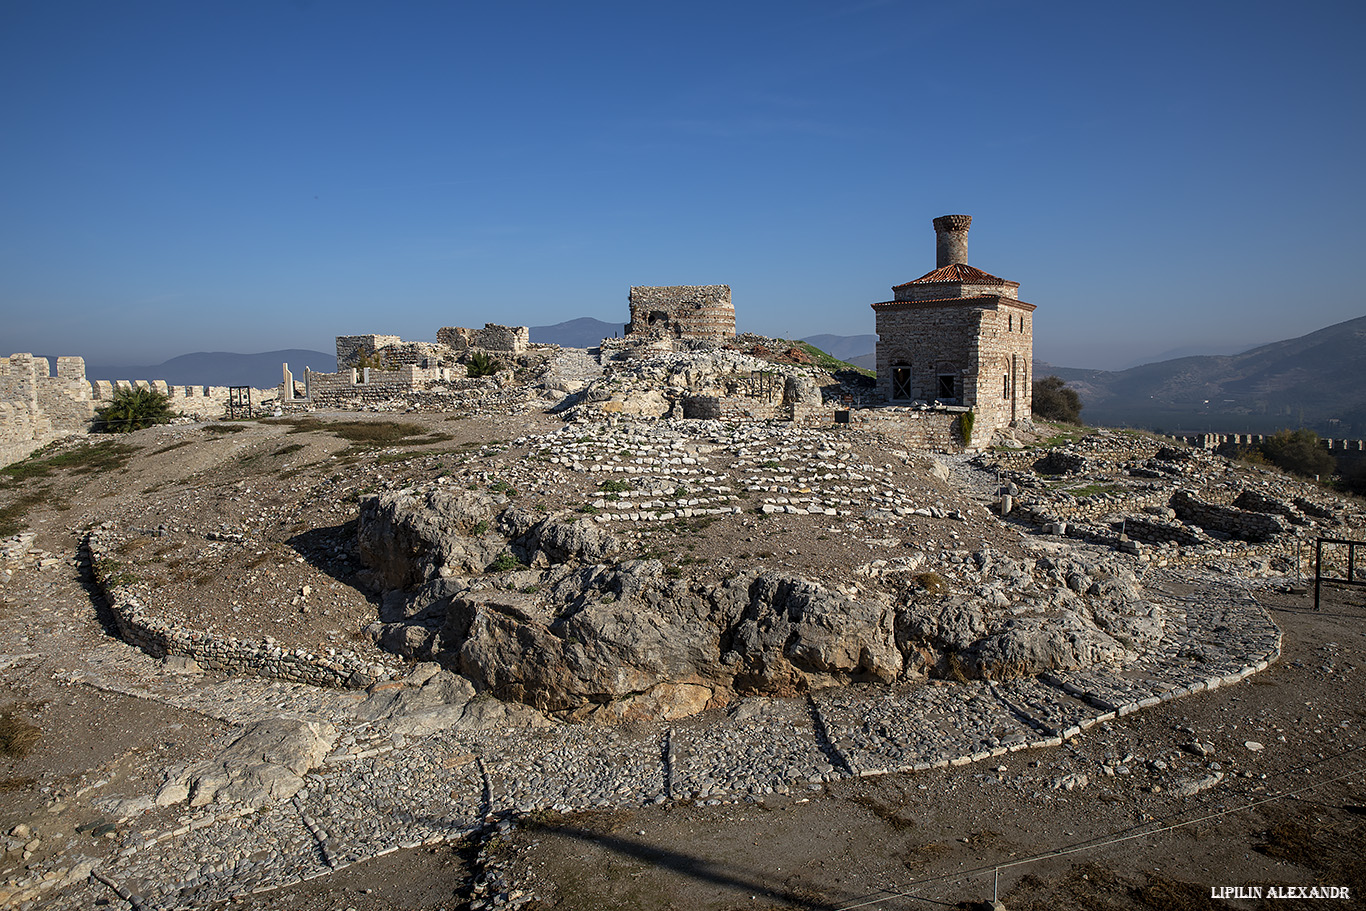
[1315,536,1363,609]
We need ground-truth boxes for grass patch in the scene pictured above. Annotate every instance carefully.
[0,440,139,487]
[0,486,50,538]
[781,339,875,376]
[263,417,451,447]
[0,707,41,758]
[913,571,947,595]
[202,424,245,434]
[598,479,631,493]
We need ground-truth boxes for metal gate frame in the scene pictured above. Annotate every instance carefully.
[1315,536,1364,609]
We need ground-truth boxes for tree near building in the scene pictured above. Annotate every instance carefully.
[1032,376,1083,423]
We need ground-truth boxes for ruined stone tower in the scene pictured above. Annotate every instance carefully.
[626,285,735,343]
[872,215,1035,439]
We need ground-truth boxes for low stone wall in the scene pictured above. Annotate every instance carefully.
[87,533,396,689]
[680,395,783,421]
[1170,490,1287,543]
[837,407,962,449]
[290,365,496,410]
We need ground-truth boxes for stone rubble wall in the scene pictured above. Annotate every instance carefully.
[287,364,494,409]
[436,324,530,354]
[87,532,397,689]
[335,335,402,369]
[1170,489,1288,543]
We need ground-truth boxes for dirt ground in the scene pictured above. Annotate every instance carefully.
[1,414,1363,910]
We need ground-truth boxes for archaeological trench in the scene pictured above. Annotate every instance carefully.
[1,337,1363,910]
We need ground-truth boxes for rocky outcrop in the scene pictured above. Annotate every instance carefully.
[155,719,337,810]
[359,481,1172,720]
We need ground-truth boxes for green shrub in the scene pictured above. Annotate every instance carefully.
[958,410,975,445]
[1258,429,1337,479]
[487,552,522,573]
[1032,376,1082,424]
[94,387,175,433]
[467,351,501,378]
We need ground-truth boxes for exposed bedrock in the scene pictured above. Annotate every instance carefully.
[357,487,1168,720]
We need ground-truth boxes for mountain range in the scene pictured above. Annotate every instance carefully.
[1035,314,1366,436]
[78,314,1366,436]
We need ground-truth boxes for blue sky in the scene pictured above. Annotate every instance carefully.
[2,0,1363,369]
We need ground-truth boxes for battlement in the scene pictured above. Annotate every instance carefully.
[0,352,281,467]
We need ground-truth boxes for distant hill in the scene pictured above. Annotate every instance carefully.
[86,349,334,389]
[1035,314,1366,436]
[801,334,876,362]
[530,318,621,348]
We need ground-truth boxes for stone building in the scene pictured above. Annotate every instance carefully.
[626,286,735,343]
[872,215,1035,437]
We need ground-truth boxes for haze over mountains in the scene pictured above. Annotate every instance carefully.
[1037,314,1366,436]
[79,315,1366,437]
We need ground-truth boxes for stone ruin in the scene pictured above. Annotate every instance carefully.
[280,324,533,409]
[626,285,736,342]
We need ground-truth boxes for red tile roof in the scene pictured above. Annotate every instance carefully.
[892,263,1013,289]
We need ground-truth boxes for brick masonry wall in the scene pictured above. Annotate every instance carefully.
[894,280,1020,303]
[627,286,736,342]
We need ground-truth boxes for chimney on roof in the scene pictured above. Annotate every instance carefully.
[933,214,972,268]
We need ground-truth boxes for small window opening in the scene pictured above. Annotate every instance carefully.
[1003,374,1009,399]
[937,374,955,400]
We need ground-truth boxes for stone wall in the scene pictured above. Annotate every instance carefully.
[871,297,1034,441]
[290,363,485,409]
[680,395,785,422]
[627,286,735,342]
[1173,433,1366,471]
[436,324,530,354]
[88,532,396,689]
[335,335,402,369]
[837,407,962,449]
[1170,489,1287,543]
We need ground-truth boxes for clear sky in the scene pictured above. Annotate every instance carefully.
[2,0,1364,369]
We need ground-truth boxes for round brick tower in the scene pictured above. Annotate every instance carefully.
[933,214,972,267]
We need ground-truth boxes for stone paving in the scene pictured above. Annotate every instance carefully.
[25,567,1280,911]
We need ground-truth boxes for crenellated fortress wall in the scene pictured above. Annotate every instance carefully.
[0,353,276,466]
